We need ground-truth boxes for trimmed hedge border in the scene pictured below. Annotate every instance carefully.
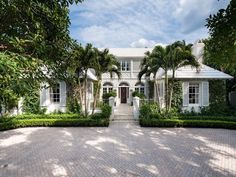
[0,118,109,131]
[0,114,83,123]
[140,118,236,129]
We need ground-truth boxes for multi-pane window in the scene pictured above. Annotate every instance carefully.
[189,83,199,104]
[120,61,130,71]
[103,83,113,94]
[135,82,145,94]
[50,83,60,103]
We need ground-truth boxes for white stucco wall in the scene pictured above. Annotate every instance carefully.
[101,57,149,106]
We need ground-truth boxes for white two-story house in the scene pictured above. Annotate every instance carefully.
[40,41,233,113]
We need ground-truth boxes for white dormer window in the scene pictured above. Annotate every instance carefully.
[50,83,60,103]
[120,61,130,71]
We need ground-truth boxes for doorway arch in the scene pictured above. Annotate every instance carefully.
[118,82,129,103]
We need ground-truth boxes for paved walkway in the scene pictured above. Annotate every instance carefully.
[0,123,236,176]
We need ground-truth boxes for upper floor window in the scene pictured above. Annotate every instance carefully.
[120,61,130,71]
[103,82,113,94]
[189,83,199,104]
[135,82,145,94]
[50,83,60,103]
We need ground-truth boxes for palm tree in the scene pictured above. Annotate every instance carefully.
[167,41,200,111]
[138,46,167,105]
[92,48,121,114]
[71,43,97,116]
[138,41,199,112]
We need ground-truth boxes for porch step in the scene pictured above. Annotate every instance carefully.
[111,119,138,124]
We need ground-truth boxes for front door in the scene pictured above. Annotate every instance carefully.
[121,87,127,103]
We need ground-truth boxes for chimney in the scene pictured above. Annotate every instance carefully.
[191,40,205,63]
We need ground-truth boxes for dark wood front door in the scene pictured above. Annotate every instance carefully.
[121,87,127,103]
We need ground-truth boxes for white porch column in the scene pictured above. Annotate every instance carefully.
[133,96,140,119]
[109,96,115,119]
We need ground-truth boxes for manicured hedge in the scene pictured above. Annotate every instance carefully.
[0,118,109,131]
[140,118,236,129]
[178,115,236,122]
[0,104,112,131]
[0,114,83,123]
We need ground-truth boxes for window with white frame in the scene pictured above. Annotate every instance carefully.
[120,60,130,71]
[50,83,60,103]
[103,82,113,94]
[135,82,145,94]
[189,83,199,104]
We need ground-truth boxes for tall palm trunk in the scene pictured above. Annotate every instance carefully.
[77,78,83,113]
[154,80,161,104]
[84,69,88,116]
[92,79,101,114]
[164,70,169,112]
[168,70,175,111]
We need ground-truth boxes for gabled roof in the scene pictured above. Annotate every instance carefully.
[155,64,233,80]
[107,48,153,57]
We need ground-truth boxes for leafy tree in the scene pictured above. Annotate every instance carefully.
[0,0,83,114]
[205,0,236,90]
[0,51,41,115]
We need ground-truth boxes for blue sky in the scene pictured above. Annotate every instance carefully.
[69,0,229,48]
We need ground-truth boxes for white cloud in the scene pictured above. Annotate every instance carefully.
[130,38,166,48]
[69,0,230,47]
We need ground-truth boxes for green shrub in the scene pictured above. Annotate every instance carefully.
[22,85,46,114]
[0,118,109,131]
[102,91,117,100]
[132,91,146,99]
[100,104,112,119]
[66,97,81,114]
[140,118,236,129]
[0,114,83,123]
[139,103,160,119]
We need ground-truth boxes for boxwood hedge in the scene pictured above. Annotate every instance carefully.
[0,118,109,131]
[140,118,236,129]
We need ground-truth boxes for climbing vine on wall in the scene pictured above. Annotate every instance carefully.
[170,80,182,110]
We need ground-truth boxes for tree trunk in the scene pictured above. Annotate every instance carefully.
[168,70,175,111]
[154,80,160,104]
[77,78,83,113]
[164,70,168,112]
[84,70,88,116]
[92,80,101,114]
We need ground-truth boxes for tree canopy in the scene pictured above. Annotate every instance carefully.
[0,0,83,114]
[205,0,236,74]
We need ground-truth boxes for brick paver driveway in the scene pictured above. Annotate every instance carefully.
[0,123,236,177]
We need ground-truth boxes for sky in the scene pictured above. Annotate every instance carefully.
[69,0,229,48]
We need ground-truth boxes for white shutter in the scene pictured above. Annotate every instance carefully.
[202,81,209,106]
[183,82,189,106]
[60,82,67,106]
[40,83,50,107]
